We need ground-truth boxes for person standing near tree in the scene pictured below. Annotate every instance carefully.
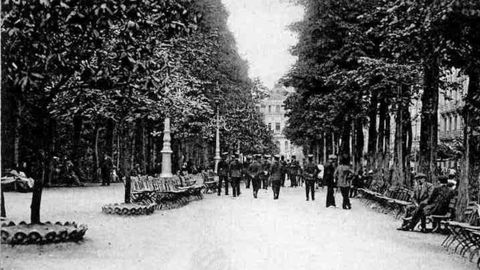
[270,154,283,200]
[304,154,319,201]
[217,152,230,196]
[325,155,337,207]
[261,154,271,189]
[101,155,113,186]
[229,154,243,197]
[334,154,354,210]
[280,155,287,187]
[243,155,252,189]
[248,154,262,198]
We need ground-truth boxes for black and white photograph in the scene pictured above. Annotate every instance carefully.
[1,0,480,269]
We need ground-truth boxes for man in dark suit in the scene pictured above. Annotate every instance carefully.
[229,154,243,197]
[270,154,283,199]
[399,175,457,232]
[261,154,271,189]
[280,155,287,187]
[399,173,433,228]
[243,155,252,189]
[304,154,319,201]
[289,155,300,187]
[248,154,262,198]
[217,152,230,196]
[324,155,337,207]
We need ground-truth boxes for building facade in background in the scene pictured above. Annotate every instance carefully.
[258,84,303,161]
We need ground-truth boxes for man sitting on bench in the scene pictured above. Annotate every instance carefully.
[398,175,457,232]
[398,173,433,229]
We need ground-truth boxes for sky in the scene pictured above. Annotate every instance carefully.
[221,0,304,89]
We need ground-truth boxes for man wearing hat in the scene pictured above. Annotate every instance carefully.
[398,173,433,229]
[280,155,287,187]
[261,154,271,189]
[304,154,319,201]
[270,154,284,199]
[248,154,263,198]
[217,152,230,196]
[229,154,243,197]
[243,155,252,189]
[399,175,457,232]
[324,154,337,207]
[288,155,300,187]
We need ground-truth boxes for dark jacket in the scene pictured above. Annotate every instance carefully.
[229,159,243,178]
[423,185,457,215]
[324,162,336,187]
[412,182,433,205]
[248,161,262,179]
[303,162,318,181]
[218,160,229,177]
[289,160,300,175]
[269,160,283,181]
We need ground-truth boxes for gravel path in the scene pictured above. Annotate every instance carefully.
[1,183,473,270]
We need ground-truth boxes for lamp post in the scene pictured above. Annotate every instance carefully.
[160,117,173,178]
[214,98,221,173]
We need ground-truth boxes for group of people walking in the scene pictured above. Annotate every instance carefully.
[216,152,358,209]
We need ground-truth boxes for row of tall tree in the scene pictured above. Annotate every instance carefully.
[283,0,480,215]
[1,0,276,221]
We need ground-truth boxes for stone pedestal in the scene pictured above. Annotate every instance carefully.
[214,111,221,173]
[160,117,173,178]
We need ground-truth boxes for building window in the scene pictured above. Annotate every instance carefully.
[275,123,281,132]
[268,123,272,130]
[268,105,272,113]
[443,116,447,132]
[276,105,280,112]
[449,116,452,131]
[285,141,289,152]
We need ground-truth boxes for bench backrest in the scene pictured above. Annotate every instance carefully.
[463,202,480,225]
[131,175,182,192]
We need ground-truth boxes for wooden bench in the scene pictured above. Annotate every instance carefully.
[130,175,204,209]
[359,184,412,218]
[426,197,458,233]
[441,202,480,267]
[201,171,219,194]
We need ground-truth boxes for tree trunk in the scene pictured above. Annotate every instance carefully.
[394,86,405,186]
[13,99,22,169]
[94,125,103,182]
[1,189,6,218]
[105,119,115,158]
[339,118,351,158]
[31,147,47,224]
[419,55,440,182]
[368,91,378,155]
[377,97,387,153]
[122,123,133,203]
[355,118,364,170]
[72,115,84,180]
[458,68,480,219]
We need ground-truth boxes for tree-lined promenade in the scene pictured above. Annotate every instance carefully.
[1,0,276,195]
[282,0,480,217]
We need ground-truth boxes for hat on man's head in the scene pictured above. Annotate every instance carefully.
[328,154,337,160]
[414,173,427,179]
[307,154,314,159]
[274,154,280,159]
